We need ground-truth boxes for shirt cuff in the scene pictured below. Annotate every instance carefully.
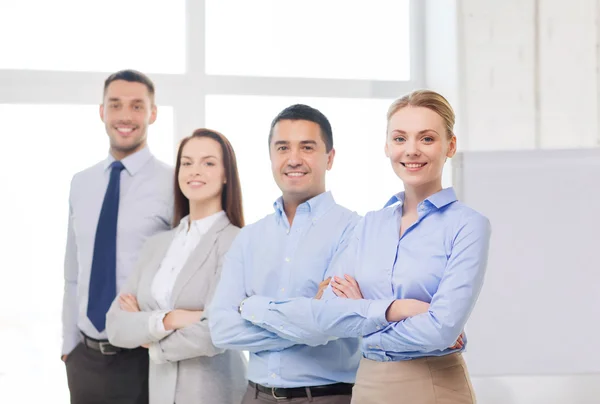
[364,299,394,334]
[148,342,168,364]
[148,310,174,341]
[240,295,273,325]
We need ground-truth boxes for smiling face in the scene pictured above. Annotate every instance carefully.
[385,105,456,193]
[177,136,226,205]
[269,119,335,204]
[99,79,157,159]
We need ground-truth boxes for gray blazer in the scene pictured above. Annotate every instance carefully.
[106,214,247,404]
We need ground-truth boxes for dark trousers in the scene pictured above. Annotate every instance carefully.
[65,342,149,404]
[241,384,352,404]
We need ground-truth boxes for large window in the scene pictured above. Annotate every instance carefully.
[0,1,186,73]
[205,0,411,81]
[0,1,423,401]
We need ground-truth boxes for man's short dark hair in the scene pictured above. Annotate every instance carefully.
[268,104,333,152]
[103,69,155,102]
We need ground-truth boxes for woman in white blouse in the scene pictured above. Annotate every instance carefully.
[106,128,247,404]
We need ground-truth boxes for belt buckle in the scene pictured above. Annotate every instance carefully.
[99,341,118,355]
[271,387,287,400]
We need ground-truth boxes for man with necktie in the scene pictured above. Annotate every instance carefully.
[61,70,173,404]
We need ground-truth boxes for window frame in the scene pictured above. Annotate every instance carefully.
[0,0,425,148]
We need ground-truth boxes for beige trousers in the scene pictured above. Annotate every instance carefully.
[351,353,476,404]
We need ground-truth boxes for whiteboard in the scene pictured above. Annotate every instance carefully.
[452,148,600,376]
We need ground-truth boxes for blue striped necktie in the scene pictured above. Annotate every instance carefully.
[87,160,125,332]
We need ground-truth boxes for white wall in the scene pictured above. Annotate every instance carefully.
[426,1,600,402]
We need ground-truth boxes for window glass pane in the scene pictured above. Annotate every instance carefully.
[0,1,185,73]
[0,104,173,403]
[207,95,453,225]
[206,0,411,81]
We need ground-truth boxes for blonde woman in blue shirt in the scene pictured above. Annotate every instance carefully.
[240,90,491,404]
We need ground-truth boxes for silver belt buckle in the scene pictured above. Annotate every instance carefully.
[271,387,287,400]
[99,341,117,355]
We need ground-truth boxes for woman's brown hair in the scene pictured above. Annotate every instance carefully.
[173,128,244,228]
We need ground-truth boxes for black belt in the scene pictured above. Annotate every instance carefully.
[249,381,353,400]
[81,333,128,355]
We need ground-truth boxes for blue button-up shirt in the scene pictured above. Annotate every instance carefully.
[209,191,361,387]
[240,188,491,362]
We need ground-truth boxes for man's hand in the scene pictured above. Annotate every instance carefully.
[314,277,332,300]
[331,275,363,299]
[163,309,204,331]
[118,294,141,312]
[61,354,68,362]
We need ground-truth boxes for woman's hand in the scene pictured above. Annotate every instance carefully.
[118,294,140,312]
[162,309,204,331]
[449,333,465,350]
[331,275,363,299]
[385,299,430,322]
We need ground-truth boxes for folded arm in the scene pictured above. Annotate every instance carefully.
[238,278,339,347]
[208,232,297,353]
[376,214,491,353]
[149,253,229,363]
[106,237,169,348]
[238,219,393,343]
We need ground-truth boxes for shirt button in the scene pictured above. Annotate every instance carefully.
[376,325,381,330]
[285,257,291,262]
[271,373,277,378]
[368,345,373,349]
[286,229,290,234]
[376,345,381,349]
[281,288,285,292]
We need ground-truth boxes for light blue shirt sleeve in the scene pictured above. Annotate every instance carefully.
[239,294,334,346]
[208,230,297,353]
[239,217,393,344]
[375,213,491,353]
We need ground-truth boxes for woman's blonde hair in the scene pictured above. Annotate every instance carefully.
[387,90,455,139]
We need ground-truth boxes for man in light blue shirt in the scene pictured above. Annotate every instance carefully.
[61,70,173,404]
[209,104,360,404]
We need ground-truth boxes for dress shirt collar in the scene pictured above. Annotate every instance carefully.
[178,210,227,236]
[103,146,153,176]
[384,187,458,211]
[273,191,336,221]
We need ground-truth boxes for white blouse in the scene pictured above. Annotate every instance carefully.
[147,211,226,359]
